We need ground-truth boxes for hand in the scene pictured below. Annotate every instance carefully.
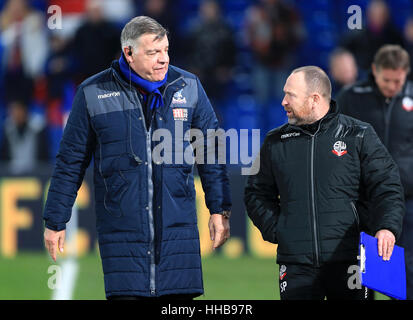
[208,214,230,250]
[44,228,66,262]
[375,229,395,261]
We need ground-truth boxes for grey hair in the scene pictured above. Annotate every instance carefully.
[120,16,168,51]
[292,65,332,101]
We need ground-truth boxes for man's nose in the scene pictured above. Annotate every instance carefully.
[281,96,288,107]
[159,51,169,64]
[388,81,398,93]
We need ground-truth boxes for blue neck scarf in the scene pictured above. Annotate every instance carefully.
[118,54,168,110]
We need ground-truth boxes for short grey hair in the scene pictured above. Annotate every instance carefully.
[120,16,168,51]
[292,65,332,101]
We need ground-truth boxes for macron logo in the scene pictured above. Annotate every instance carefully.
[281,132,300,139]
[98,91,120,99]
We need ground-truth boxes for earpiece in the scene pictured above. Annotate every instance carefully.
[128,45,132,56]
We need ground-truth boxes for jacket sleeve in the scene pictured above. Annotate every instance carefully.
[360,124,405,240]
[244,136,280,243]
[43,86,96,231]
[191,77,232,214]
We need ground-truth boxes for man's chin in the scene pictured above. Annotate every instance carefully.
[287,117,298,125]
[152,73,168,82]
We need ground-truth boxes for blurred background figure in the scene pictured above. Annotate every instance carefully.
[244,0,304,134]
[44,33,75,158]
[140,0,182,64]
[328,48,358,97]
[186,0,236,107]
[0,0,48,104]
[245,0,303,105]
[403,17,413,81]
[0,99,49,174]
[337,44,413,299]
[340,0,403,76]
[71,0,120,83]
[45,34,73,109]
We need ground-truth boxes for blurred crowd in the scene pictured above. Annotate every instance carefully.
[0,0,413,174]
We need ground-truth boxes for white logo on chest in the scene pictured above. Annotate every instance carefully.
[332,141,347,157]
[172,89,187,104]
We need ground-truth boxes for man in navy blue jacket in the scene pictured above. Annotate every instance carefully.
[43,16,232,300]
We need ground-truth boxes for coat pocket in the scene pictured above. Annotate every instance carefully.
[103,171,129,218]
[102,153,140,218]
[162,164,197,228]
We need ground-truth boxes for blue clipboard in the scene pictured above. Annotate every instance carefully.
[359,232,406,300]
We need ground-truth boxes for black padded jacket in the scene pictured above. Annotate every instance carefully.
[244,101,405,266]
[337,75,413,200]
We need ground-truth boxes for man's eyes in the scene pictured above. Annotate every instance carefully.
[147,49,169,56]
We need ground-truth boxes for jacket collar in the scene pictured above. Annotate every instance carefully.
[284,100,339,136]
[111,60,186,93]
[111,61,187,118]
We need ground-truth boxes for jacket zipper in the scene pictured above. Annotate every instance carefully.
[310,133,321,267]
[289,123,322,267]
[383,97,396,148]
[114,70,157,296]
[146,78,183,295]
[134,94,156,296]
[132,90,156,296]
[147,128,156,296]
[114,70,186,296]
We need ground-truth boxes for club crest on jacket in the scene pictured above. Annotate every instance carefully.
[332,141,347,157]
[172,89,187,105]
[402,96,413,112]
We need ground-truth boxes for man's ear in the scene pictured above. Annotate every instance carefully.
[311,93,320,107]
[123,47,133,64]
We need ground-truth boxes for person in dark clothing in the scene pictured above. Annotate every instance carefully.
[337,44,413,299]
[245,0,304,135]
[0,0,49,105]
[0,100,49,174]
[43,16,231,300]
[244,66,405,300]
[328,48,358,98]
[72,0,120,83]
[45,35,74,101]
[140,0,182,65]
[403,17,413,82]
[186,0,236,103]
[340,0,403,74]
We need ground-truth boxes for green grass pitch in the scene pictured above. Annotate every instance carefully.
[0,252,389,300]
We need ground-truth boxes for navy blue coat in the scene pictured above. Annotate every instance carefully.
[43,62,232,298]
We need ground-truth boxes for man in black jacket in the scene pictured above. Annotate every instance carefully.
[337,45,413,299]
[244,66,405,300]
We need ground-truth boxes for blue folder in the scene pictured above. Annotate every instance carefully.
[359,232,406,300]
